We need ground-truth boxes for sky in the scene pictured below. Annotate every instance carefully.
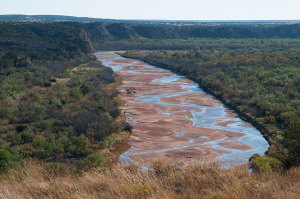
[0,0,300,20]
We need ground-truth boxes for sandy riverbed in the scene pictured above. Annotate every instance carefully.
[95,52,269,167]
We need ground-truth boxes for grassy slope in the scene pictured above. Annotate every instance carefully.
[0,161,299,199]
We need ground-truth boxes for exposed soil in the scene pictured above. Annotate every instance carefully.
[238,124,253,128]
[96,52,263,166]
[218,141,253,150]
[51,78,70,86]
[160,93,221,107]
[225,109,238,118]
[216,121,237,127]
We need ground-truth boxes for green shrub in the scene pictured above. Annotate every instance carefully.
[33,135,46,148]
[12,130,34,145]
[35,148,50,159]
[99,134,117,148]
[33,94,42,101]
[0,100,18,119]
[0,147,13,173]
[24,72,34,81]
[251,155,283,173]
[35,119,53,130]
[70,87,83,99]
[50,98,62,108]
[282,118,300,168]
[84,153,104,168]
[50,78,57,82]
[29,103,46,121]
[20,130,34,143]
[67,135,91,157]
[0,147,20,173]
[80,84,91,95]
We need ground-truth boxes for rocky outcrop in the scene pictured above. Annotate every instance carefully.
[80,29,94,53]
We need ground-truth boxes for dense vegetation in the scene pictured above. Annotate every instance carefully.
[122,40,300,169]
[0,22,130,173]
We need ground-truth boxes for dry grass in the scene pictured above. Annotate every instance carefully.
[0,161,300,199]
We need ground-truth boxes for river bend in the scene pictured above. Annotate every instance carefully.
[95,52,269,167]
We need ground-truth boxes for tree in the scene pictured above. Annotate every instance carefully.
[282,118,300,168]
[0,147,18,173]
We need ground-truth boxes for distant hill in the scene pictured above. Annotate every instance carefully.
[1,19,300,56]
[1,14,300,26]
[84,23,300,40]
[0,14,116,23]
[0,21,93,60]
[2,21,300,54]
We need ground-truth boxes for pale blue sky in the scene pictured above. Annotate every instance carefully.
[1,0,299,20]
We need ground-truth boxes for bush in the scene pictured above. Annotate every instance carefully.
[100,67,115,84]
[124,122,133,133]
[20,130,34,143]
[70,87,83,99]
[0,147,20,173]
[16,125,28,133]
[0,148,12,173]
[84,153,104,168]
[50,78,57,82]
[29,103,46,121]
[50,98,62,108]
[35,119,53,130]
[12,130,34,145]
[44,81,51,87]
[99,134,117,148]
[67,135,91,157]
[80,84,91,95]
[250,155,283,173]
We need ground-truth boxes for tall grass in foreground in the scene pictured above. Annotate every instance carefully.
[0,160,299,199]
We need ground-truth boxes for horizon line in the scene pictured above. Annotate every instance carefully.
[1,14,300,22]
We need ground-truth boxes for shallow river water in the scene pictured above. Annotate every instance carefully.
[95,52,269,167]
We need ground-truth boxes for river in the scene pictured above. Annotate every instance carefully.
[95,51,269,167]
